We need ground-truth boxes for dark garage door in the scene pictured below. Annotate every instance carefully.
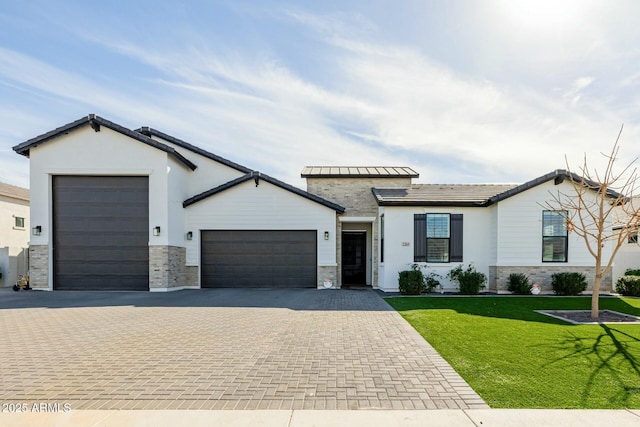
[53,176,149,291]
[201,230,317,288]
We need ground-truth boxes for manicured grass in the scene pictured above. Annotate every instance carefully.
[385,296,640,408]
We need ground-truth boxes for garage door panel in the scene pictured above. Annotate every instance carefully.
[201,230,316,288]
[53,176,149,291]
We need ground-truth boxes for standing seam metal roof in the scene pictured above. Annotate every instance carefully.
[301,166,419,178]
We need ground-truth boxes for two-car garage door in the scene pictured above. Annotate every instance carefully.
[201,230,317,288]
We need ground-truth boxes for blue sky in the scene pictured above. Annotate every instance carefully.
[1,0,639,189]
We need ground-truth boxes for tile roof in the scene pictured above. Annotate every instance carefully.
[372,170,625,207]
[372,184,518,206]
[0,182,29,201]
[301,166,419,178]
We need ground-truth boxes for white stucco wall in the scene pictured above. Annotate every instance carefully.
[184,179,337,271]
[166,162,190,247]
[26,126,201,288]
[612,236,640,283]
[379,206,494,292]
[495,180,612,267]
[0,195,29,287]
[151,135,246,197]
[28,126,175,247]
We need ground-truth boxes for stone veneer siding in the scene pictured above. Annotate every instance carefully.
[306,177,411,288]
[489,266,613,293]
[28,245,49,289]
[149,245,186,289]
[185,266,199,287]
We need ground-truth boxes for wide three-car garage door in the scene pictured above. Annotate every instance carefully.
[201,230,317,288]
[53,176,149,290]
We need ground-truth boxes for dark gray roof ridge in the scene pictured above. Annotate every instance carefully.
[136,127,252,174]
[183,171,345,213]
[12,114,197,171]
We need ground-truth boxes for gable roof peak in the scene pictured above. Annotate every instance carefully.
[12,114,197,171]
[183,171,345,212]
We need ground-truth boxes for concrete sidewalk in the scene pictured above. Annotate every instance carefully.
[1,409,639,427]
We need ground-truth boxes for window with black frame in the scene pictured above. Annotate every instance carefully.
[426,213,450,263]
[414,213,463,263]
[542,210,568,262]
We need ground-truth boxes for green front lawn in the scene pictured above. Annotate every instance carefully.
[385,296,640,408]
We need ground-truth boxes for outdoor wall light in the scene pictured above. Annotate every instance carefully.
[324,231,330,240]
[153,226,161,236]
[32,225,42,236]
[186,231,193,240]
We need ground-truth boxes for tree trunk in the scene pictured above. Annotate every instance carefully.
[591,274,601,319]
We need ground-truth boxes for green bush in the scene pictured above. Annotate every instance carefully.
[615,275,640,296]
[448,264,486,295]
[424,272,441,293]
[507,273,532,295]
[624,269,640,276]
[551,272,587,296]
[398,265,425,295]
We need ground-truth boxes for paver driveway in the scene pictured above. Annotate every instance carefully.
[0,289,488,410]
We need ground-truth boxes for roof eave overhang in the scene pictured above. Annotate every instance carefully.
[184,171,346,213]
[13,116,91,157]
[488,169,624,204]
[136,127,252,174]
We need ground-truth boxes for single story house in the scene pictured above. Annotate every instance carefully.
[0,182,30,287]
[13,114,616,292]
[302,168,616,293]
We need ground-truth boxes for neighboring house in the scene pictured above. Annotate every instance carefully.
[0,182,29,288]
[13,114,617,293]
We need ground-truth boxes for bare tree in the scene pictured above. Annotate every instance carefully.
[544,126,640,318]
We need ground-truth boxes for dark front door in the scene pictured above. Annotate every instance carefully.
[342,231,366,285]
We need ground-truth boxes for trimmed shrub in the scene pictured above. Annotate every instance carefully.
[507,273,532,295]
[398,265,425,295]
[448,264,486,295]
[624,269,640,277]
[424,272,441,293]
[615,275,640,296]
[551,272,587,296]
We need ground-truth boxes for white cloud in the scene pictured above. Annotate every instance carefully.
[0,5,638,191]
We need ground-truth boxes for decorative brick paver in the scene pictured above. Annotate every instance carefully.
[0,289,488,410]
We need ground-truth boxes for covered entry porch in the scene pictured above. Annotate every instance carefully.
[338,217,376,288]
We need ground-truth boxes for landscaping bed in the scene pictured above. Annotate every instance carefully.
[385,296,640,409]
